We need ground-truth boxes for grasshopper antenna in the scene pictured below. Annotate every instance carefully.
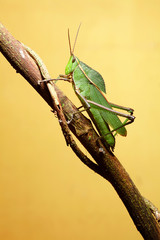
[68,28,72,56]
[72,23,82,54]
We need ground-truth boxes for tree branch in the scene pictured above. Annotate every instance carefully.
[0,22,160,240]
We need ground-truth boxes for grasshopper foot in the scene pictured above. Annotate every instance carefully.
[67,114,74,124]
[38,79,54,85]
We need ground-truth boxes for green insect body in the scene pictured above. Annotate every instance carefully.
[25,25,134,151]
[65,55,127,150]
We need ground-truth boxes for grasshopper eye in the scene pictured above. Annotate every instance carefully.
[72,56,76,63]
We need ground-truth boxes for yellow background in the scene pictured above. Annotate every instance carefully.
[0,1,160,239]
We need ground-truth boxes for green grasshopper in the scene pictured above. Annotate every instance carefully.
[43,26,135,150]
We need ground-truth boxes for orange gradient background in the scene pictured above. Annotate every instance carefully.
[0,1,160,239]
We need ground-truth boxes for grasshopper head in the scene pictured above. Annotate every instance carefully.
[65,55,78,75]
[65,25,81,75]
